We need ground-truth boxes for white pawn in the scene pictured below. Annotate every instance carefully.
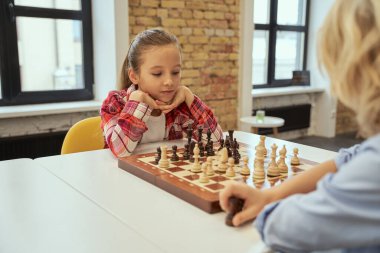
[158,145,169,169]
[206,157,215,176]
[199,163,210,183]
[291,148,300,165]
[191,143,201,173]
[240,156,250,176]
[226,157,236,177]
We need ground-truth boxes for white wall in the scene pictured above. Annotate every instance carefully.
[307,0,336,137]
[92,0,129,101]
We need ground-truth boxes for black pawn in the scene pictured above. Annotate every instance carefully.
[171,145,179,161]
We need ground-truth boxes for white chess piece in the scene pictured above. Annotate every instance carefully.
[226,157,236,177]
[191,143,201,173]
[240,156,250,176]
[291,148,300,165]
[158,145,169,169]
[199,163,210,183]
[206,157,215,176]
[218,147,228,173]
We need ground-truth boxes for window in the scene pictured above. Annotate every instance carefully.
[0,0,93,105]
[253,0,309,88]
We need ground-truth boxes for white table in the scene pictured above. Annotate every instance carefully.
[35,132,337,253]
[240,116,285,136]
[0,159,165,253]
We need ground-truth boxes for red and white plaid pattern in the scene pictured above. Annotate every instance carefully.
[100,85,223,157]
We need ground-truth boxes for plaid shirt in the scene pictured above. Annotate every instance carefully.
[100,85,223,157]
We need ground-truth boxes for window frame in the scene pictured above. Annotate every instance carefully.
[253,0,310,89]
[0,0,93,106]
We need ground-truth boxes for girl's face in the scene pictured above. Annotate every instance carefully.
[130,44,181,103]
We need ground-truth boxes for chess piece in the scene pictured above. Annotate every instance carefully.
[240,156,250,176]
[226,157,236,177]
[257,135,267,156]
[154,147,161,164]
[206,157,215,176]
[228,129,234,143]
[291,148,300,165]
[170,145,179,161]
[191,143,201,173]
[218,138,224,151]
[218,147,228,173]
[189,141,196,162]
[206,128,212,145]
[199,163,210,183]
[158,145,169,169]
[278,145,288,178]
[267,144,280,178]
[206,140,215,156]
[225,197,244,226]
[197,126,203,143]
[183,144,190,160]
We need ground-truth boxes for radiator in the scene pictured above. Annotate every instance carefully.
[0,132,66,161]
[253,104,311,135]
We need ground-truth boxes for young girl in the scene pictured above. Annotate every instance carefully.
[100,29,223,157]
[220,0,380,252]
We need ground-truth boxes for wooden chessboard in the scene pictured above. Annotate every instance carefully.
[118,142,319,213]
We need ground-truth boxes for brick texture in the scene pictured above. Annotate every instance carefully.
[129,0,239,131]
[335,102,358,134]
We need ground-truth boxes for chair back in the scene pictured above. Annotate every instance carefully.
[61,116,105,154]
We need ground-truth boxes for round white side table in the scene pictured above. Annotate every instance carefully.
[240,116,285,136]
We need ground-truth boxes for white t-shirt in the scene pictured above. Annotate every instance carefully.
[140,113,166,144]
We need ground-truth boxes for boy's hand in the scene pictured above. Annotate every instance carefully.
[219,182,272,226]
[159,86,194,114]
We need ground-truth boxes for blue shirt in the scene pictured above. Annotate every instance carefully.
[255,133,380,253]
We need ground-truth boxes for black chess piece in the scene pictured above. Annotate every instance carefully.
[187,126,193,145]
[171,145,179,161]
[183,144,190,160]
[218,138,225,151]
[206,128,212,143]
[197,126,203,143]
[198,141,204,157]
[225,139,232,157]
[189,141,196,162]
[154,147,161,164]
[228,129,234,142]
[206,140,215,156]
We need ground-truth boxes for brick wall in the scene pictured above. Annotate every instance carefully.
[335,101,358,134]
[129,0,240,130]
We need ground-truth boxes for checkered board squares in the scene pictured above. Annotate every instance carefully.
[118,143,319,213]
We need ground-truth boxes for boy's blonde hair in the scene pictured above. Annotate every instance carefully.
[319,0,380,137]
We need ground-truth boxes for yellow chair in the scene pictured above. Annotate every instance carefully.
[61,116,105,154]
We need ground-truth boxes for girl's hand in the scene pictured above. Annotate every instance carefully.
[129,90,160,109]
[159,86,194,114]
[219,182,272,226]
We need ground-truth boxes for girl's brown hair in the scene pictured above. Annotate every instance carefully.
[318,0,380,137]
[119,28,180,90]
